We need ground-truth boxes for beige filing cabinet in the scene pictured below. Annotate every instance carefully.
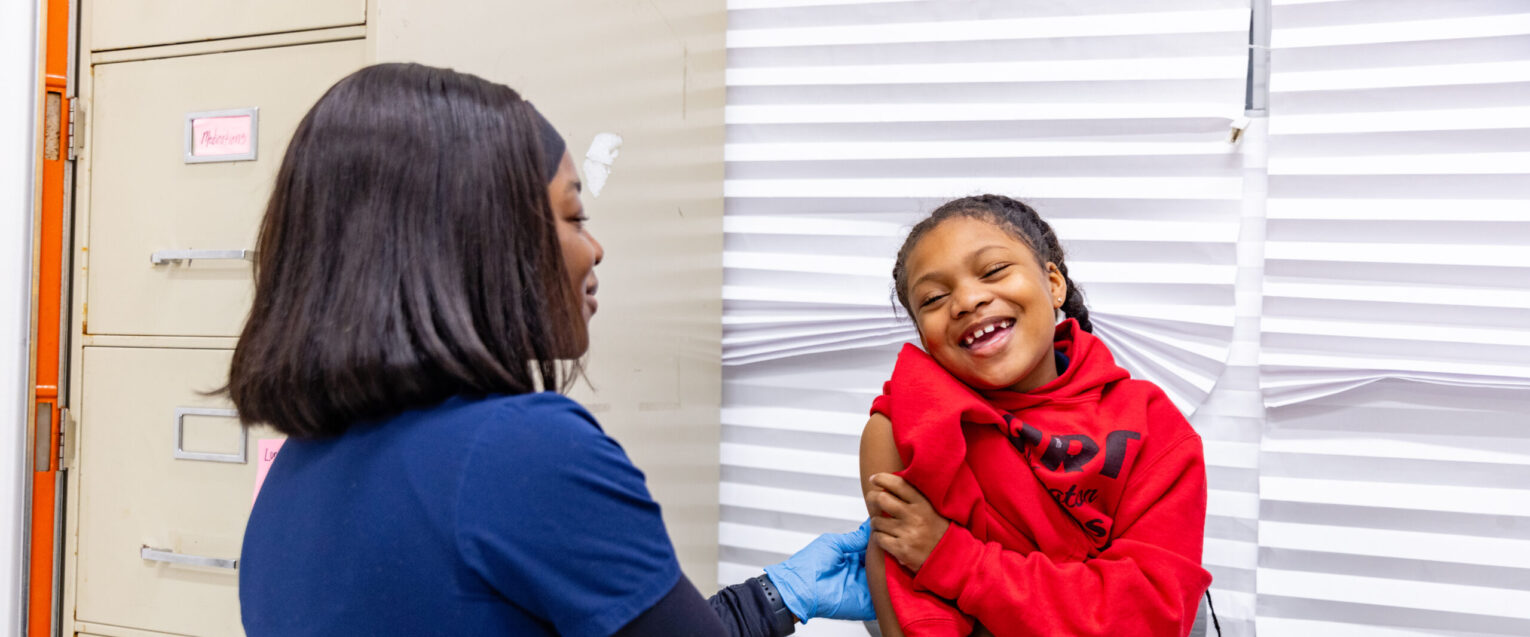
[63,2,724,636]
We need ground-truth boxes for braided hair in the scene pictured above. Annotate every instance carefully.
[892,194,1093,333]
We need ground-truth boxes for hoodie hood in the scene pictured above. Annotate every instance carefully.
[978,319,1130,412]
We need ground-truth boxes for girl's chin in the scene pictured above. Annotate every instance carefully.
[959,370,1026,391]
[963,356,1049,390]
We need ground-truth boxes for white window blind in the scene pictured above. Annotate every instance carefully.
[1259,0,1530,635]
[1261,0,1530,406]
[719,2,1250,634]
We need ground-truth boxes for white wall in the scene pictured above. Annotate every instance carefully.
[0,0,41,633]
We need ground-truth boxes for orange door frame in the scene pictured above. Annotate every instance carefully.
[30,0,72,634]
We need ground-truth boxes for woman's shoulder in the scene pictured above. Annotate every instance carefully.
[452,392,652,521]
[447,395,676,635]
[451,392,612,457]
[441,391,598,430]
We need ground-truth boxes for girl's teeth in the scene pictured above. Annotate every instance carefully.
[966,320,1016,347]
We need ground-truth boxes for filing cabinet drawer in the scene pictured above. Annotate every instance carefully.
[76,347,281,636]
[90,0,365,51]
[87,39,364,337]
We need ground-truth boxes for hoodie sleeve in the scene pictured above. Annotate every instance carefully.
[883,552,974,637]
[910,432,1213,637]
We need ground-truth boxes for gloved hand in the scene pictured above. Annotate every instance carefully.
[762,519,875,623]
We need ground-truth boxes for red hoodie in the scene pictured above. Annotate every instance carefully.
[869,319,1211,637]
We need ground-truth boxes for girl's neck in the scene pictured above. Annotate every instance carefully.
[1003,350,1059,394]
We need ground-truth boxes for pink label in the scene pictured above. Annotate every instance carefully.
[253,438,286,504]
[191,115,253,157]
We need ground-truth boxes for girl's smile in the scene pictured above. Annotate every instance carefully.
[960,316,1015,355]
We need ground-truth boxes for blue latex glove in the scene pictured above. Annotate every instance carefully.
[762,519,875,623]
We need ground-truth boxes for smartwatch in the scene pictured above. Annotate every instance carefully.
[752,574,797,636]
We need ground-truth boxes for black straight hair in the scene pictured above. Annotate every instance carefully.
[892,194,1093,333]
[227,63,582,438]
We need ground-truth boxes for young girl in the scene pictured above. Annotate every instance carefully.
[859,195,1212,637]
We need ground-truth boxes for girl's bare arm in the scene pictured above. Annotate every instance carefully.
[861,413,906,637]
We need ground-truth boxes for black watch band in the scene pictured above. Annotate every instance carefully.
[752,574,797,636]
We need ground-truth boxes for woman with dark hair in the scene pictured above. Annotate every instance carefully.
[234,63,871,637]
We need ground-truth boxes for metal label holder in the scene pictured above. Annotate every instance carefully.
[184,107,258,164]
[172,406,245,463]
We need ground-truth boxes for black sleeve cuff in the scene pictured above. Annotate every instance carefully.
[612,574,727,637]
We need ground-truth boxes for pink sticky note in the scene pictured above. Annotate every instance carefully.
[191,115,253,157]
[253,438,286,504]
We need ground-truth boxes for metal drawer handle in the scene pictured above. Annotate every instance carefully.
[141,546,238,570]
[173,407,245,463]
[150,249,254,266]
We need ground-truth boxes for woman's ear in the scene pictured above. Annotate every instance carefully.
[1046,262,1067,307]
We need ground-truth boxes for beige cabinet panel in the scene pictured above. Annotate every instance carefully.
[76,347,280,636]
[78,628,189,637]
[88,0,365,51]
[87,40,364,337]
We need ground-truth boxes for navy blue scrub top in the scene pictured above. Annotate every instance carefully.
[240,393,681,637]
